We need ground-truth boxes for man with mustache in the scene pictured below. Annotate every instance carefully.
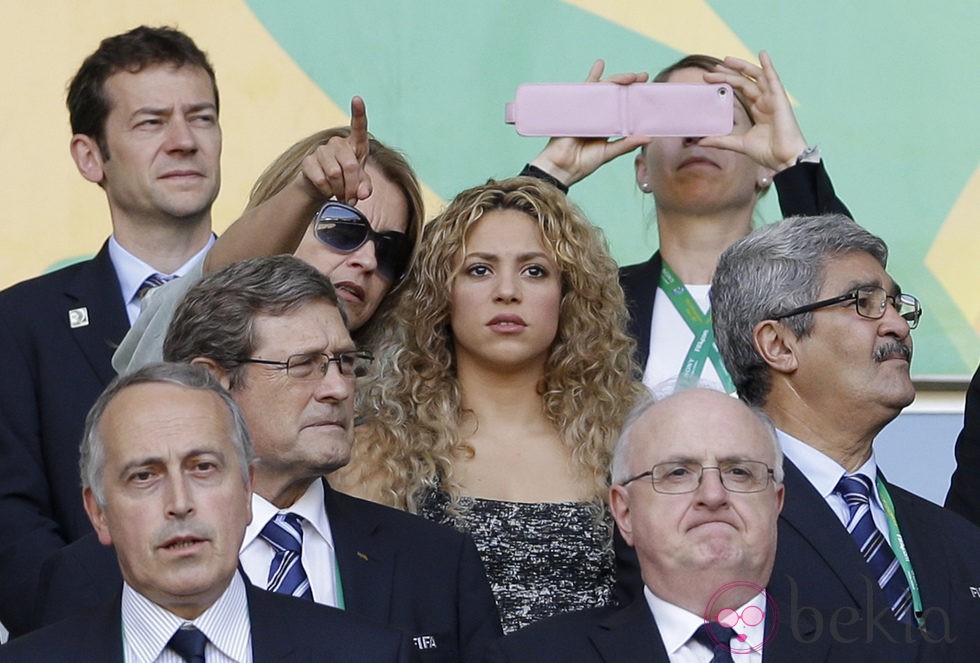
[710,214,980,661]
[0,363,413,661]
[35,256,501,662]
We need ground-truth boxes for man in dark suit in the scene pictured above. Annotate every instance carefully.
[710,214,980,661]
[485,388,849,662]
[945,364,980,527]
[0,26,223,635]
[37,256,501,662]
[0,362,414,662]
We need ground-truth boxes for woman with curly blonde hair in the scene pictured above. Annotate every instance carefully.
[332,176,645,632]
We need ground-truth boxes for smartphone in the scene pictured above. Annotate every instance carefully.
[505,82,734,137]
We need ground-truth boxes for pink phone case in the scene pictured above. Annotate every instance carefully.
[505,82,734,137]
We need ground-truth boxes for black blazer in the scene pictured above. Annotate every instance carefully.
[945,363,980,527]
[619,161,852,368]
[35,480,502,663]
[769,460,980,662]
[0,241,128,636]
[0,578,417,662]
[482,594,847,663]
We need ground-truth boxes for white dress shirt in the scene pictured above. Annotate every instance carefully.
[778,429,891,538]
[108,234,214,325]
[240,479,340,607]
[645,586,765,662]
[121,572,251,663]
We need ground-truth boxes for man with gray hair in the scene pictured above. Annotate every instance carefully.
[0,363,413,661]
[35,256,501,662]
[485,387,855,661]
[711,213,980,661]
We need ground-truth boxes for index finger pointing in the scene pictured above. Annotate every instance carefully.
[348,96,369,161]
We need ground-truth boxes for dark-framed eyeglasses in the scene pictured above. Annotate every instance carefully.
[239,351,374,380]
[770,286,921,329]
[621,460,775,494]
[313,202,412,283]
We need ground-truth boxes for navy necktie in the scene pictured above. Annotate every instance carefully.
[835,474,912,622]
[259,512,313,600]
[167,624,207,663]
[692,621,736,663]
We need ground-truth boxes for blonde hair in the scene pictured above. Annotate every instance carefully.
[244,127,424,345]
[353,177,644,510]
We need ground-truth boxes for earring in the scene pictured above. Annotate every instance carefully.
[640,182,651,192]
[759,177,770,188]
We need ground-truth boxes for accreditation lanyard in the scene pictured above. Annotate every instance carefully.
[875,477,924,628]
[658,261,735,393]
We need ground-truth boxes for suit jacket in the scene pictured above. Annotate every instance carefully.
[482,595,844,663]
[945,363,980,526]
[0,578,416,662]
[35,480,502,663]
[769,460,980,662]
[0,241,128,636]
[619,161,852,368]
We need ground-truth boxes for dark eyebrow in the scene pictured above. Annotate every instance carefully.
[118,448,225,476]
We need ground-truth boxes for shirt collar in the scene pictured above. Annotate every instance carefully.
[108,234,215,306]
[243,478,334,552]
[121,571,250,663]
[644,586,767,657]
[778,429,880,501]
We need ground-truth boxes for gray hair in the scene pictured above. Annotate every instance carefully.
[611,385,784,485]
[163,255,344,389]
[80,362,254,506]
[710,214,888,406]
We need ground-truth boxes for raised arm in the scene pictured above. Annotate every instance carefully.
[526,60,651,188]
[699,51,808,174]
[202,96,373,273]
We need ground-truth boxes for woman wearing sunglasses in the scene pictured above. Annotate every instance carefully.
[331,177,645,633]
[113,98,423,371]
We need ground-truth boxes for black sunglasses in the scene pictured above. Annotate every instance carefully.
[313,202,413,282]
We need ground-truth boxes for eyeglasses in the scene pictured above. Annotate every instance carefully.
[313,202,413,283]
[622,460,775,494]
[240,351,374,380]
[771,286,921,330]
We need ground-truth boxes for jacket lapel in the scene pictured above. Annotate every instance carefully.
[619,251,661,369]
[322,480,395,624]
[62,241,129,385]
[589,599,670,663]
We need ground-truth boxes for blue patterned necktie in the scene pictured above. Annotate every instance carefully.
[167,624,207,663]
[835,474,912,622]
[692,621,736,663]
[259,512,313,600]
[136,273,175,300]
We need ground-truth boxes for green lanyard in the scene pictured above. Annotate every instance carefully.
[334,554,346,609]
[658,261,735,393]
[875,477,924,629]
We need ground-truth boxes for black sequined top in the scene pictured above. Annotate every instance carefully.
[419,490,615,634]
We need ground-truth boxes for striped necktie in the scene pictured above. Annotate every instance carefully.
[167,624,207,663]
[259,512,313,600]
[835,474,912,621]
[692,621,736,663]
[136,273,175,300]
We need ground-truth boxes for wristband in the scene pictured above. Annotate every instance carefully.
[519,164,570,194]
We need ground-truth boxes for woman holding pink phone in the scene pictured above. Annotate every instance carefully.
[520,51,850,394]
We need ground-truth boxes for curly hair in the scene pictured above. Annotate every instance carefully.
[243,127,424,345]
[351,176,643,511]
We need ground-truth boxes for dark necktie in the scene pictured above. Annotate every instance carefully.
[136,273,176,300]
[835,473,912,622]
[692,621,736,663]
[167,624,208,663]
[259,512,313,600]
